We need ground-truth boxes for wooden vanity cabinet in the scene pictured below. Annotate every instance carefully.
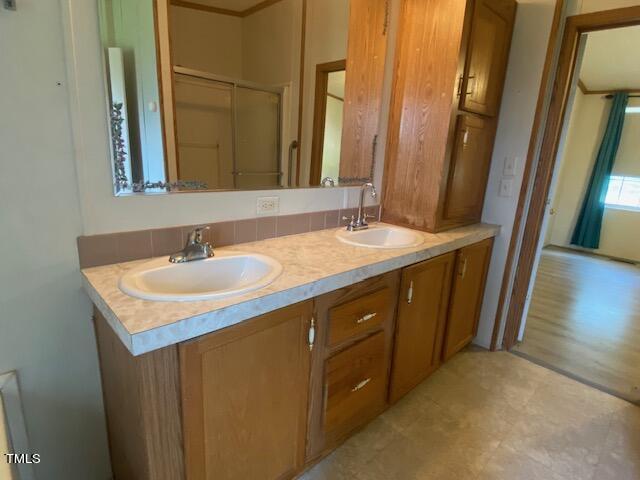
[443,238,494,360]
[93,239,496,480]
[306,272,400,461]
[389,253,456,403]
[382,0,516,232]
[180,301,313,480]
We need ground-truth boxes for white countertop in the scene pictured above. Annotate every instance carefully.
[82,223,500,356]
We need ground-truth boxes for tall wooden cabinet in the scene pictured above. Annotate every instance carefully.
[443,238,494,360]
[179,301,313,480]
[382,0,516,232]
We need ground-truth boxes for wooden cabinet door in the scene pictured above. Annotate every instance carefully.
[460,0,516,117]
[180,301,313,480]
[443,239,494,360]
[389,253,455,403]
[339,0,390,182]
[441,113,496,227]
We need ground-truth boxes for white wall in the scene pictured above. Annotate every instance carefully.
[475,0,557,348]
[0,2,111,479]
[546,93,640,262]
[170,6,243,77]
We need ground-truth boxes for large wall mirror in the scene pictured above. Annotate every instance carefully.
[98,0,390,195]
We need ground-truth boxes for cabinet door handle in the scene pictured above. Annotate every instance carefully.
[351,377,371,392]
[466,75,476,96]
[308,317,316,351]
[407,280,414,304]
[459,257,468,279]
[356,312,377,324]
[463,129,470,146]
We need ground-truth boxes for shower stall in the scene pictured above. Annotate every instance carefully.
[173,66,284,190]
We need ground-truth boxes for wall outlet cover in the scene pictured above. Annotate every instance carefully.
[256,196,279,215]
[503,156,517,177]
[499,178,514,198]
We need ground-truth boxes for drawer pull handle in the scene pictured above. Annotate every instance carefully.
[356,312,377,324]
[351,378,372,392]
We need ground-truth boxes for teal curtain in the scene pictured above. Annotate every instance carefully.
[571,92,629,249]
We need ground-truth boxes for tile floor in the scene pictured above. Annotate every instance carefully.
[300,349,640,480]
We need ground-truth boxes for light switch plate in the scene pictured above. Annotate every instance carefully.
[256,196,279,215]
[503,156,517,177]
[499,178,514,198]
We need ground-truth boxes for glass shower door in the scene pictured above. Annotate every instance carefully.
[234,87,282,189]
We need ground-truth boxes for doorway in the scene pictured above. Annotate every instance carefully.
[498,6,640,404]
[309,60,346,186]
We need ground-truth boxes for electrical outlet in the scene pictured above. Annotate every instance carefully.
[3,0,17,10]
[256,196,279,215]
[499,178,514,198]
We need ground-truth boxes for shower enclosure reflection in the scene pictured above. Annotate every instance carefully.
[98,0,388,194]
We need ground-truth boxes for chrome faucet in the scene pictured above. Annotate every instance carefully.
[343,182,378,232]
[169,226,214,263]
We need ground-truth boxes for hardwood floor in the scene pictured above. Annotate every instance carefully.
[513,247,640,404]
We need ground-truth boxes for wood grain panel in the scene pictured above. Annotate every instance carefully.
[94,310,184,480]
[327,287,390,347]
[324,332,388,440]
[441,113,496,226]
[338,0,390,183]
[443,238,494,360]
[180,301,312,480]
[460,0,517,117]
[389,253,455,403]
[382,0,468,231]
[307,272,400,461]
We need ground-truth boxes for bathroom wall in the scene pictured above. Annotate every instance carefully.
[170,6,243,77]
[0,2,111,479]
[475,0,557,348]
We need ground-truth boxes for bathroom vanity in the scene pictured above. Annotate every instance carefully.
[83,223,497,480]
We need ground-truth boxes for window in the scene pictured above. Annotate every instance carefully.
[605,175,640,210]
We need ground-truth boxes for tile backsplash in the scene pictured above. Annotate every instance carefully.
[77,206,380,269]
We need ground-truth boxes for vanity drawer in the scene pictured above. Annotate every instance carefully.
[327,287,390,346]
[323,331,387,439]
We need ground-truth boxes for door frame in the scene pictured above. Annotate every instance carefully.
[308,59,346,186]
[494,5,640,351]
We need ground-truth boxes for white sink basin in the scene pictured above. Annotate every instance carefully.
[119,251,283,302]
[335,225,424,249]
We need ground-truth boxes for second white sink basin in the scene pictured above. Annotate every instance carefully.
[119,251,282,302]
[335,225,424,249]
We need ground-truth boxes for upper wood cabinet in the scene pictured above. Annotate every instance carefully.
[389,252,455,403]
[443,238,494,360]
[180,301,313,480]
[382,0,516,232]
[339,0,390,183]
[441,114,496,227]
[460,0,517,117]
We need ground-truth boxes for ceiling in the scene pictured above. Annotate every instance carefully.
[182,0,267,13]
[580,25,640,91]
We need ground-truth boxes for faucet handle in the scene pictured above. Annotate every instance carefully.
[342,214,355,223]
[187,226,210,244]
